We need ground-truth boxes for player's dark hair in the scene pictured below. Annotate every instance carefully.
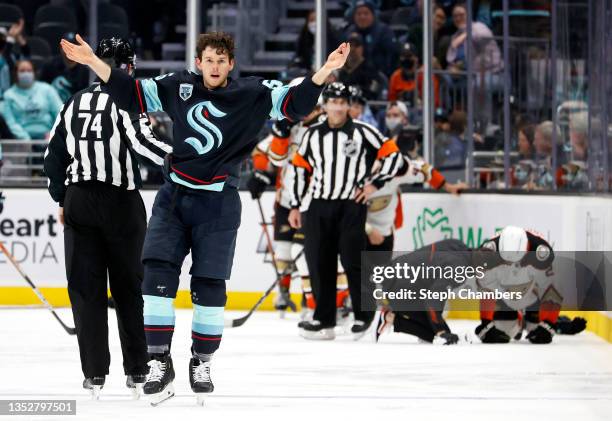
[196,32,235,61]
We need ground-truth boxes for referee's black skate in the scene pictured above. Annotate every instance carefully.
[189,357,214,406]
[83,376,105,400]
[351,319,372,341]
[299,320,335,340]
[126,374,146,400]
[144,354,175,406]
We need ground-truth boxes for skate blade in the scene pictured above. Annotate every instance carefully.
[300,328,335,340]
[196,394,207,406]
[131,384,144,400]
[148,383,175,407]
[90,385,102,400]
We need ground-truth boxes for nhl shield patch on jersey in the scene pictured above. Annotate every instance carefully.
[179,83,193,101]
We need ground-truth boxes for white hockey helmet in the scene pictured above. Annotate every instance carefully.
[498,226,529,263]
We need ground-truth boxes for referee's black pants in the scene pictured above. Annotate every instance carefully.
[303,199,374,326]
[64,182,149,378]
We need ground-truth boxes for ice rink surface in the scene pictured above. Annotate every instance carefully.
[1,308,611,421]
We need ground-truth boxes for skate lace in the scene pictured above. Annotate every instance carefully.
[146,359,166,383]
[192,361,211,383]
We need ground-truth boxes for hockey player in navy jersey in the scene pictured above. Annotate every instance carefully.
[61,31,349,405]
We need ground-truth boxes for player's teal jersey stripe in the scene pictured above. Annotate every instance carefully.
[193,304,225,325]
[140,79,164,112]
[269,84,291,120]
[192,322,224,336]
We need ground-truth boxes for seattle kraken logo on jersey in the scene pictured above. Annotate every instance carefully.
[185,101,227,155]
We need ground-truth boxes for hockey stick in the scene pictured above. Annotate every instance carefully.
[225,199,299,328]
[0,242,76,335]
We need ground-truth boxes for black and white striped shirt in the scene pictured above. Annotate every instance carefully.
[289,118,403,208]
[44,83,172,205]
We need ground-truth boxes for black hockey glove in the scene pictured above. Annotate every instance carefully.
[247,170,273,199]
[526,320,556,344]
[475,320,510,343]
[555,316,587,335]
[437,331,459,345]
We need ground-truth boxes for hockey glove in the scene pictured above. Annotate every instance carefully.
[555,316,587,335]
[526,320,555,344]
[247,170,273,199]
[434,331,459,345]
[475,320,511,343]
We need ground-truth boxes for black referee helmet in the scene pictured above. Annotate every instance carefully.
[348,85,366,105]
[322,82,350,103]
[95,37,135,70]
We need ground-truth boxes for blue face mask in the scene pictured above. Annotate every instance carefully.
[17,71,34,87]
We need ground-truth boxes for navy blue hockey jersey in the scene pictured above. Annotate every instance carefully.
[104,69,323,191]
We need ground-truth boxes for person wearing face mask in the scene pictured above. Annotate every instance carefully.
[383,100,409,138]
[337,33,383,100]
[347,85,379,129]
[388,43,440,107]
[3,60,62,140]
[294,10,340,70]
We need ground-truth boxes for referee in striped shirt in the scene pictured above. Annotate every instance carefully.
[288,82,403,340]
[43,38,171,393]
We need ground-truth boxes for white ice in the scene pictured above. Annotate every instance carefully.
[1,308,611,421]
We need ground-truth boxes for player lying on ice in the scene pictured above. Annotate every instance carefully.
[375,226,586,345]
[61,31,350,405]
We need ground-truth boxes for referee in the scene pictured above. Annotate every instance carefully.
[288,82,403,340]
[43,38,172,396]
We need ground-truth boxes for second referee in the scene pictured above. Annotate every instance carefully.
[289,82,403,340]
[43,38,172,397]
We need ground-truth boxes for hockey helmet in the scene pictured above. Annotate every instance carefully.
[322,82,350,103]
[498,226,529,263]
[96,37,135,70]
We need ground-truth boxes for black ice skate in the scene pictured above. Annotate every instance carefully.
[126,374,146,400]
[299,320,335,340]
[351,319,372,341]
[144,354,175,406]
[83,376,105,400]
[189,357,214,406]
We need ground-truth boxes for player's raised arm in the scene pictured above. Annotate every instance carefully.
[269,43,350,122]
[60,34,111,82]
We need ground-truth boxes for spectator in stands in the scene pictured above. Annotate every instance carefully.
[348,85,379,129]
[436,110,468,168]
[518,123,535,159]
[388,42,440,107]
[337,32,383,100]
[383,100,409,137]
[294,10,341,70]
[400,4,452,68]
[556,111,591,190]
[446,3,502,76]
[511,123,536,187]
[40,32,89,102]
[1,20,30,104]
[529,120,560,189]
[344,0,398,76]
[2,60,62,140]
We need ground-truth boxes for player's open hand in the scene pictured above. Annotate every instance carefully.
[324,42,350,71]
[354,183,377,204]
[60,34,94,65]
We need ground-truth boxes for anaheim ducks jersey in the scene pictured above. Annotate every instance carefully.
[366,156,447,236]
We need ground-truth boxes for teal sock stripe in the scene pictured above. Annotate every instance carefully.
[143,295,175,325]
[192,304,224,336]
